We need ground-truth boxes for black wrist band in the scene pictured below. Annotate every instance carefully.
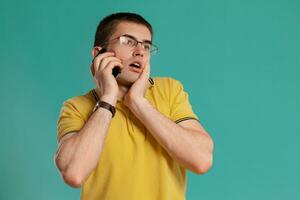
[93,100,116,118]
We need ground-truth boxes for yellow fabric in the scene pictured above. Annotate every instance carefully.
[57,77,199,200]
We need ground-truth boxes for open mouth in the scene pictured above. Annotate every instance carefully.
[129,62,141,69]
[129,62,142,73]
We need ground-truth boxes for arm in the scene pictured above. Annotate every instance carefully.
[54,104,113,188]
[128,98,214,174]
[122,63,213,174]
[54,49,124,188]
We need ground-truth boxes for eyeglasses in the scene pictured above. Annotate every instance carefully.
[102,34,158,55]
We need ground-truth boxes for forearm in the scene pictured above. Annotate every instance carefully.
[55,107,112,187]
[129,98,213,173]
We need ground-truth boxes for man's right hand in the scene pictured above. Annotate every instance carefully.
[91,49,124,106]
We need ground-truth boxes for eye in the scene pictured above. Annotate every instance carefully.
[125,38,135,46]
[120,36,134,46]
[143,44,151,51]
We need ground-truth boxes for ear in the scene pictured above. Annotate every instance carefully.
[92,46,101,58]
[90,46,101,77]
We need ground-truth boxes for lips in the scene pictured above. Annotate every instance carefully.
[129,62,141,68]
[129,60,142,68]
[128,60,143,73]
[129,66,142,73]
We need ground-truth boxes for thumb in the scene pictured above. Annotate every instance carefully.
[139,62,150,80]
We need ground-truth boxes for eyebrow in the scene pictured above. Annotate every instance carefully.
[123,34,152,44]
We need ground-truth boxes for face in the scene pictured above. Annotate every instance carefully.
[94,21,152,86]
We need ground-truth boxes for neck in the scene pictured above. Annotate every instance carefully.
[94,84,130,104]
[95,78,152,103]
[117,84,130,102]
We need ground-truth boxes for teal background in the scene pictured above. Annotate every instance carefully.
[1,0,299,199]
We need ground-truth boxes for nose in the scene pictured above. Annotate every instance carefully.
[132,43,145,57]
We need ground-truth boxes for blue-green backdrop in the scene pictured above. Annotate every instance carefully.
[1,0,299,199]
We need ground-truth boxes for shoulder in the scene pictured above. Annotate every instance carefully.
[61,90,96,116]
[151,76,183,90]
[64,90,94,105]
[151,76,185,96]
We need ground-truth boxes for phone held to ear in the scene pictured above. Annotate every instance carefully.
[91,48,121,78]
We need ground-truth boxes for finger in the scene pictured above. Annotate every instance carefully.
[99,57,123,72]
[90,63,95,76]
[101,60,124,75]
[93,52,115,73]
[94,56,121,76]
[139,62,150,80]
[92,51,114,64]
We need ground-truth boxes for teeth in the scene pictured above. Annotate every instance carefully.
[130,62,141,68]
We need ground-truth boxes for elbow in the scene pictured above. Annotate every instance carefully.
[54,155,84,188]
[192,149,214,175]
[193,137,214,174]
[61,170,84,188]
[193,158,213,175]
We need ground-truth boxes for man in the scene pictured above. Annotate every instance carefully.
[54,12,214,200]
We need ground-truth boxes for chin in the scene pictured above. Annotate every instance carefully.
[117,74,138,86]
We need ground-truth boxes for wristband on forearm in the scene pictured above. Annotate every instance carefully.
[93,100,116,118]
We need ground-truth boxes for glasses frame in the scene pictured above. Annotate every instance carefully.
[101,34,158,55]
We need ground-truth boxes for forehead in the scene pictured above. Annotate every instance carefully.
[111,21,152,41]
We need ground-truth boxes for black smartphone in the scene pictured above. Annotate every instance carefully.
[92,48,121,78]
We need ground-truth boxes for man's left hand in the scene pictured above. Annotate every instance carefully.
[123,62,150,109]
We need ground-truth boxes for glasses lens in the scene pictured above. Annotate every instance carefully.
[143,43,151,51]
[120,36,136,47]
[119,35,158,55]
[150,45,158,55]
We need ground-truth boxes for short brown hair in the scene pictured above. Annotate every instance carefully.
[93,12,153,47]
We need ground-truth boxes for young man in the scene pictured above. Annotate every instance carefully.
[54,12,213,200]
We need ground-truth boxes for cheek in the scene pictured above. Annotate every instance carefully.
[107,44,131,60]
[117,51,131,61]
[113,48,131,60]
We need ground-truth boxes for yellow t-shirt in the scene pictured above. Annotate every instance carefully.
[57,77,199,200]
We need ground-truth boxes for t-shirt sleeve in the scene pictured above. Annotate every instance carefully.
[168,78,199,123]
[57,100,85,142]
